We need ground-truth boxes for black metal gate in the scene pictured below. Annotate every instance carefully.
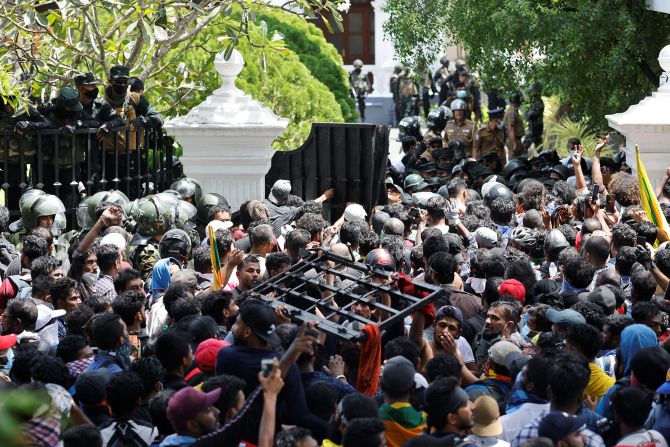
[265,123,390,222]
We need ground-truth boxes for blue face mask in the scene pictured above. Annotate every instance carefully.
[497,121,504,130]
[456,90,467,99]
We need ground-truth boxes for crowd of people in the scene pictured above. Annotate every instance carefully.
[2,78,670,447]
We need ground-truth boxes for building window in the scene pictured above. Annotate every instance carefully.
[319,0,375,65]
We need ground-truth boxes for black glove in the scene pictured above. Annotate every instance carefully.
[61,124,76,136]
[14,121,31,133]
[131,116,148,128]
[635,245,652,270]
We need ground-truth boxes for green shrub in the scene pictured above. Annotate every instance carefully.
[252,10,358,122]
[152,20,344,151]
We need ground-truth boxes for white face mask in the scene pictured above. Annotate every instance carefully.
[467,277,486,294]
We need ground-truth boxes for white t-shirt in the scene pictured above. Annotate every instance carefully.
[456,336,475,364]
[615,429,668,447]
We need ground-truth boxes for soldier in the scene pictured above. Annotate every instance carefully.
[74,72,124,135]
[419,69,437,118]
[171,177,204,206]
[389,64,403,125]
[524,82,545,152]
[472,105,506,163]
[504,91,525,159]
[424,106,451,142]
[101,65,163,196]
[444,99,476,157]
[196,192,231,238]
[349,60,373,122]
[397,67,419,119]
[126,196,174,283]
[433,56,451,105]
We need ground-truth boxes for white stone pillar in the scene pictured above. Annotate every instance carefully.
[164,50,289,211]
[606,45,670,188]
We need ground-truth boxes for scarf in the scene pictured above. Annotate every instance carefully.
[150,258,181,302]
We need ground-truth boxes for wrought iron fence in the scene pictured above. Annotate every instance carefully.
[0,126,174,224]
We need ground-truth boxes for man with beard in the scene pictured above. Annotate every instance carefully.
[231,255,261,300]
[112,290,149,360]
[473,300,523,370]
[215,300,328,444]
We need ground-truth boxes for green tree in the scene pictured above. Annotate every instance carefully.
[383,0,670,127]
[252,9,358,122]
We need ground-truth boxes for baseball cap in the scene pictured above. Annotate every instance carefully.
[586,286,617,314]
[472,394,503,437]
[171,269,198,291]
[475,227,498,248]
[344,203,367,222]
[167,386,221,431]
[538,411,587,444]
[546,308,586,329]
[188,316,220,345]
[435,305,464,326]
[239,300,280,346]
[268,179,291,205]
[488,340,521,366]
[195,338,230,372]
[365,248,396,275]
[499,279,526,304]
[36,305,66,332]
[75,369,112,405]
[381,355,415,395]
[0,334,16,350]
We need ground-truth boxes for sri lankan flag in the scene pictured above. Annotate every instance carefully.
[636,145,670,242]
[378,402,427,447]
[208,225,223,291]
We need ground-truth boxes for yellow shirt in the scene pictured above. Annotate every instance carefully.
[584,362,615,399]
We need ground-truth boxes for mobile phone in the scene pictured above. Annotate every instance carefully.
[409,207,420,218]
[591,184,600,203]
[261,358,274,377]
[636,236,647,247]
[605,195,615,213]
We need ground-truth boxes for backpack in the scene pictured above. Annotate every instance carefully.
[8,275,32,300]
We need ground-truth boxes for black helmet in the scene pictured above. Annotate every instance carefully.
[439,56,449,66]
[550,164,570,180]
[484,183,513,203]
[397,117,423,141]
[545,229,569,252]
[509,91,524,105]
[450,99,468,111]
[500,158,527,179]
[426,106,452,132]
[159,228,192,263]
[446,141,467,161]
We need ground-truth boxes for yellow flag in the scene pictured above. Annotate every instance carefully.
[635,145,670,242]
[208,225,223,291]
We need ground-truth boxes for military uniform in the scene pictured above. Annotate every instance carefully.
[397,70,419,119]
[524,93,544,150]
[349,61,372,122]
[444,119,475,156]
[504,105,525,158]
[473,124,506,163]
[127,241,160,283]
[419,70,436,117]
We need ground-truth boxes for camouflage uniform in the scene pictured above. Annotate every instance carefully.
[524,92,544,151]
[127,241,160,282]
[397,70,419,119]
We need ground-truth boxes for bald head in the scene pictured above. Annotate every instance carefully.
[331,243,350,259]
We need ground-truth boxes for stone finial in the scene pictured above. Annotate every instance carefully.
[214,50,245,94]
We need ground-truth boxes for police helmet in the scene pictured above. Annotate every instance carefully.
[353,59,363,68]
[175,200,198,232]
[404,174,429,193]
[450,99,468,111]
[196,193,230,225]
[21,194,66,231]
[77,197,96,231]
[483,183,513,204]
[545,229,569,252]
[134,197,175,239]
[170,177,203,205]
[439,56,449,66]
[397,117,423,141]
[446,141,467,161]
[500,158,527,179]
[87,189,130,222]
[159,228,192,263]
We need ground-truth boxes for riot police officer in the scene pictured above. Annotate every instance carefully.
[397,67,419,119]
[390,64,403,125]
[524,82,544,151]
[349,60,373,122]
[171,177,204,206]
[196,192,231,238]
[504,91,525,159]
[424,106,452,142]
[444,99,475,156]
[433,56,451,105]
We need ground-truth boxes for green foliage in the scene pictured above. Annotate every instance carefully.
[544,116,612,158]
[251,9,358,122]
[153,20,345,150]
[0,388,50,447]
[383,0,670,128]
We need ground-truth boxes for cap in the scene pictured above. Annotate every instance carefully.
[109,65,130,79]
[188,316,220,345]
[75,369,112,405]
[656,369,670,395]
[195,338,230,372]
[100,233,127,252]
[499,279,526,304]
[472,394,503,437]
[538,411,587,444]
[74,72,101,86]
[0,334,17,350]
[488,340,521,366]
[239,300,280,346]
[475,227,498,248]
[344,203,367,222]
[416,162,437,173]
[435,305,464,326]
[269,179,291,205]
[171,269,198,291]
[432,149,450,160]
[36,305,66,332]
[167,386,222,431]
[381,355,415,395]
[56,87,83,112]
[365,248,396,275]
[546,308,586,329]
[586,286,617,313]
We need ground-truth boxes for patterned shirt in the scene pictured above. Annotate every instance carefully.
[510,410,605,447]
[94,274,117,301]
